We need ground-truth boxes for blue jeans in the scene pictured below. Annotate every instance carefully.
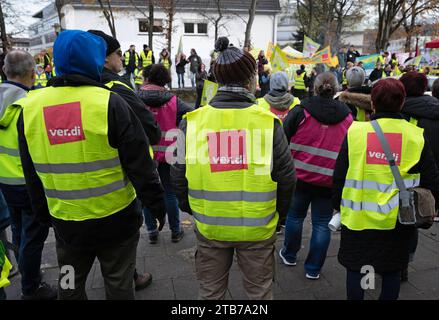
[282,188,332,275]
[346,269,401,300]
[190,72,196,87]
[9,206,49,295]
[142,163,180,235]
[177,73,185,88]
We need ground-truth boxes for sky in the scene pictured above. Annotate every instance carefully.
[5,0,51,37]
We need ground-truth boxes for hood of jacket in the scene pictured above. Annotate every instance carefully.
[263,92,295,111]
[0,83,27,128]
[302,96,351,125]
[402,95,439,120]
[338,91,372,111]
[138,84,174,108]
[54,30,106,82]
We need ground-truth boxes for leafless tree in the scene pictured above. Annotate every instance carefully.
[198,0,231,44]
[401,0,439,51]
[244,0,258,48]
[129,0,155,50]
[97,0,117,38]
[157,0,181,52]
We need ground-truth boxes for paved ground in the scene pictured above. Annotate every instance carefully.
[4,212,439,300]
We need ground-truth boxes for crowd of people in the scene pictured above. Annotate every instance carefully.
[1,29,439,302]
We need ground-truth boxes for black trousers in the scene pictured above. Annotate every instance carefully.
[56,231,139,300]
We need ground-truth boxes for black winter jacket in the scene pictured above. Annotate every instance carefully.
[333,112,439,273]
[283,96,352,197]
[17,74,165,250]
[101,68,161,145]
[170,90,296,221]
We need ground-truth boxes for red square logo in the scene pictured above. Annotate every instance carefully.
[366,132,402,165]
[43,102,85,145]
[207,130,248,172]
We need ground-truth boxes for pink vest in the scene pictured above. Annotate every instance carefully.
[147,96,178,163]
[290,109,353,187]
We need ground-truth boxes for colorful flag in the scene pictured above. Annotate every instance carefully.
[311,46,331,64]
[303,35,320,58]
[270,45,289,73]
[356,54,380,70]
[327,55,339,68]
[201,80,218,106]
[266,42,275,60]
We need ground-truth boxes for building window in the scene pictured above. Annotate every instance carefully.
[184,22,208,35]
[139,19,163,33]
[184,23,195,34]
[197,23,207,34]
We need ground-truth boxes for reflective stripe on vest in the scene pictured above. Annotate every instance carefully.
[141,50,153,67]
[105,80,134,92]
[294,72,306,90]
[257,97,300,122]
[185,104,279,242]
[147,96,178,163]
[290,109,352,187]
[0,102,26,186]
[193,210,276,227]
[340,119,424,231]
[21,86,136,221]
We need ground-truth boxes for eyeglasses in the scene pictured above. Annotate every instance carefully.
[116,50,122,57]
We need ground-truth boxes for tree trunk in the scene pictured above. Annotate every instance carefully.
[0,2,9,53]
[166,1,174,53]
[97,0,117,38]
[149,0,154,50]
[244,0,257,47]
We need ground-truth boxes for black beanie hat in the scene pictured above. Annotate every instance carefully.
[213,37,256,85]
[87,30,121,56]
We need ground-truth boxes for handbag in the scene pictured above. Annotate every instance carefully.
[371,120,436,229]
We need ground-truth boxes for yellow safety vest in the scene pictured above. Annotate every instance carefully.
[0,241,12,289]
[0,86,28,185]
[161,58,170,70]
[0,103,26,185]
[35,73,47,87]
[124,51,139,67]
[20,86,136,221]
[342,70,348,85]
[377,55,385,66]
[141,50,153,68]
[134,68,143,85]
[185,104,279,242]
[294,72,306,90]
[355,107,366,122]
[257,96,300,122]
[341,119,424,231]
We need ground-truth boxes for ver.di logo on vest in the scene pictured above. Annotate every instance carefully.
[366,132,402,165]
[43,102,85,145]
[207,130,248,172]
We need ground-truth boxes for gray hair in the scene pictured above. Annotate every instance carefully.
[314,72,339,98]
[4,50,35,79]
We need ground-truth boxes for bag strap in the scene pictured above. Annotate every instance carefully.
[370,120,410,207]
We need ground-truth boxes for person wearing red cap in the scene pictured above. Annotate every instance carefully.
[171,37,296,300]
[333,78,439,300]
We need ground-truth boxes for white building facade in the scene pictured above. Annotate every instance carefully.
[29,1,280,86]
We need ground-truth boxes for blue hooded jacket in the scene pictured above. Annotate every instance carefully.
[54,30,107,82]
